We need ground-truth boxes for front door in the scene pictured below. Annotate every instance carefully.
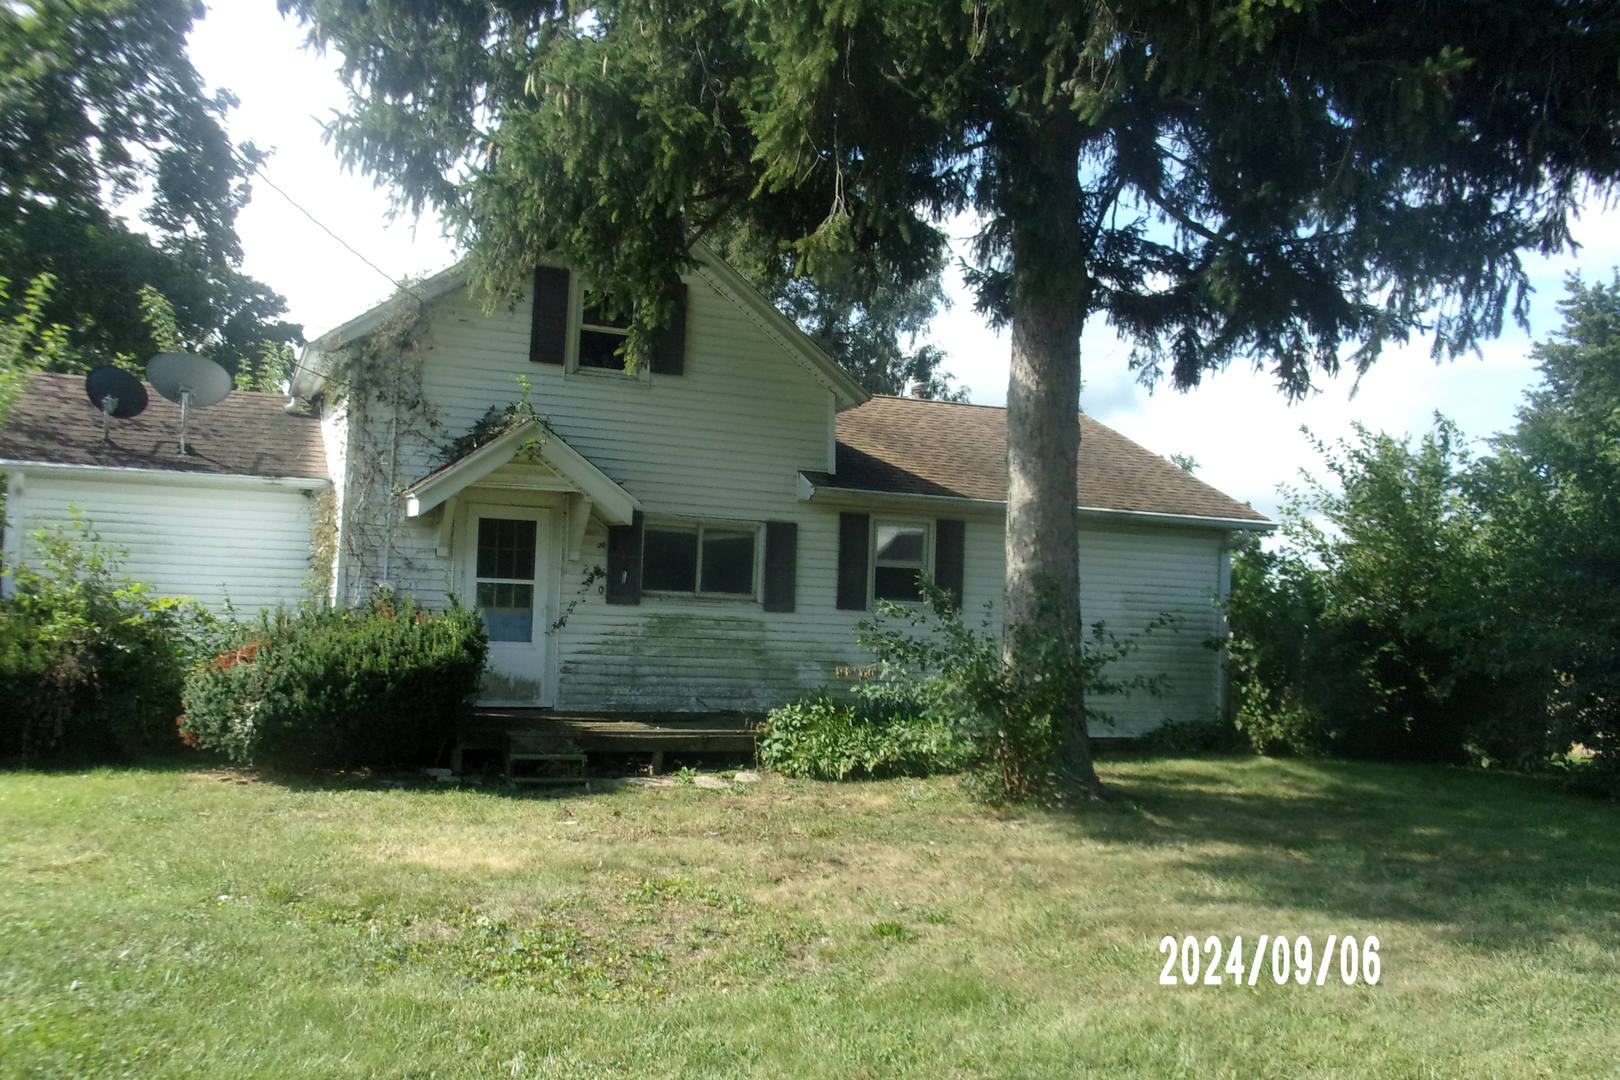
[461,505,554,706]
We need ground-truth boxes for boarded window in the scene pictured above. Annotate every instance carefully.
[872,521,928,603]
[643,521,757,598]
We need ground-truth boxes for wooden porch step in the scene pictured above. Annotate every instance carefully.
[453,709,761,774]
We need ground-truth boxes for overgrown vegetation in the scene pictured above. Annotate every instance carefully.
[0,516,222,760]
[757,692,972,782]
[1229,274,1620,791]
[178,596,487,770]
[764,583,1164,802]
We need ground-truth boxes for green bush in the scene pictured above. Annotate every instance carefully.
[850,582,1167,802]
[762,581,1164,801]
[758,692,972,780]
[0,516,220,760]
[179,596,488,770]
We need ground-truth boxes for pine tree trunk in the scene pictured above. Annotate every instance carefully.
[1003,119,1103,797]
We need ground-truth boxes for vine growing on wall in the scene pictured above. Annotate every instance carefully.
[317,285,442,601]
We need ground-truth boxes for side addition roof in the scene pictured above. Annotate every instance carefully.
[801,395,1270,527]
[0,371,327,482]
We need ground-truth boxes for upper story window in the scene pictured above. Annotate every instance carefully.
[576,291,633,373]
[871,519,930,603]
[643,520,759,599]
[529,266,688,377]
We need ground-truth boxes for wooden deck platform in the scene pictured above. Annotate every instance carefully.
[454,709,760,777]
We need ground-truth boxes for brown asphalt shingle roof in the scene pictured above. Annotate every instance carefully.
[0,371,327,481]
[805,395,1267,523]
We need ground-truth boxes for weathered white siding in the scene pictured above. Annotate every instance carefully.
[326,267,1234,730]
[6,471,320,612]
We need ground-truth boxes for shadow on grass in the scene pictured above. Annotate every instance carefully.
[2,750,634,801]
[1072,756,1620,953]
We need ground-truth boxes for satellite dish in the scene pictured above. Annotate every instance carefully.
[84,366,149,444]
[146,352,232,455]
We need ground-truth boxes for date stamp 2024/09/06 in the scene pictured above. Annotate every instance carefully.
[1157,935,1381,987]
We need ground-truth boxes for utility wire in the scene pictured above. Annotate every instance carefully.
[236,149,418,298]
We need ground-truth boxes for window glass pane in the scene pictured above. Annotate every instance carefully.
[875,524,925,565]
[477,518,536,580]
[476,581,534,642]
[874,565,924,602]
[700,529,755,595]
[643,527,698,592]
[578,329,627,370]
[581,293,630,330]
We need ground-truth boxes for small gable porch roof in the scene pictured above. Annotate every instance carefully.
[401,420,638,524]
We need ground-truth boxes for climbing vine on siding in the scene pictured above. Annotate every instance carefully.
[319,286,442,601]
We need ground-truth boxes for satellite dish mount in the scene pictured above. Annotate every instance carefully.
[146,353,232,455]
[84,366,149,444]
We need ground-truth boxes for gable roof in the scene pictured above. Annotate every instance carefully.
[0,371,327,481]
[801,395,1269,525]
[401,419,638,523]
[290,246,869,409]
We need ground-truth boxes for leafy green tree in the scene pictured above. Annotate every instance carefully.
[0,0,300,381]
[279,0,1620,795]
[1477,274,1620,777]
[1230,421,1553,764]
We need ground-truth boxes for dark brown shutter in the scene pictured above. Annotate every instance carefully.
[934,518,965,609]
[836,512,870,611]
[650,282,687,375]
[762,521,797,613]
[605,510,643,605]
[529,266,570,365]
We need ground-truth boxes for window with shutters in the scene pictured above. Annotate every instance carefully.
[643,520,760,599]
[871,519,931,604]
[533,267,687,376]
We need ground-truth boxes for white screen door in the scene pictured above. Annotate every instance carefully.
[463,506,554,706]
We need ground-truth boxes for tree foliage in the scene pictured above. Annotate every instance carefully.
[1477,274,1620,779]
[1229,421,1549,764]
[279,0,1620,794]
[0,0,300,381]
[1231,274,1620,781]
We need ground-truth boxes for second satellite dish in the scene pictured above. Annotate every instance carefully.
[84,365,149,443]
[146,352,231,455]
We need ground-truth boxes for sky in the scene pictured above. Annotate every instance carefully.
[186,4,1620,523]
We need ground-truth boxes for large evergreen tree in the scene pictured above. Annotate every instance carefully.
[281,0,1619,795]
[0,0,300,379]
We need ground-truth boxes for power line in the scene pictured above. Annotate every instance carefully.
[236,150,417,297]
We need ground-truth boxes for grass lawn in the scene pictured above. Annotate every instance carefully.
[1,756,1615,1079]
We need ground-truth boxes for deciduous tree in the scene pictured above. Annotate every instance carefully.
[0,0,300,379]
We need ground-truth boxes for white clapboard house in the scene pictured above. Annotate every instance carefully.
[0,250,1270,732]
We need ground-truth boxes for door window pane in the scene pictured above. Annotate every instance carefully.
[700,529,755,595]
[476,518,537,580]
[476,581,535,642]
[644,527,699,592]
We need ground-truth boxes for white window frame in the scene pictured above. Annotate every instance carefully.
[566,278,650,382]
[641,517,762,601]
[870,517,933,606]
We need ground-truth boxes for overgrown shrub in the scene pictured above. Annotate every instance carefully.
[179,596,488,770]
[1226,423,1557,767]
[0,516,221,760]
[762,581,1164,802]
[758,692,972,780]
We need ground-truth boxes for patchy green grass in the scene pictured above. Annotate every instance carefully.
[1,757,1615,1078]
